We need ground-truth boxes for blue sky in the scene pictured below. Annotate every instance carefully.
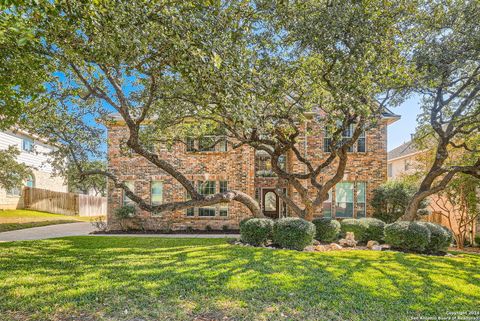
[387,95,421,151]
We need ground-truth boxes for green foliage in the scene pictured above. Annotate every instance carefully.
[359,218,386,242]
[272,218,316,251]
[340,219,368,243]
[67,160,107,196]
[240,218,274,246]
[312,218,340,242]
[384,221,431,252]
[114,205,136,219]
[239,218,252,230]
[0,146,32,191]
[419,222,453,254]
[372,181,428,223]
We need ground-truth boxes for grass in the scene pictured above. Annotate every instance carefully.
[0,237,479,321]
[0,210,99,232]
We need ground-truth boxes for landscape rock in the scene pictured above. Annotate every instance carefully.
[367,240,380,249]
[328,243,343,250]
[338,232,357,247]
[371,245,383,251]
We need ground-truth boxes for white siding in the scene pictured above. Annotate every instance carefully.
[0,130,57,173]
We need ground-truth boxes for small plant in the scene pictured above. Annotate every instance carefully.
[272,218,316,251]
[384,221,431,252]
[90,216,107,232]
[186,226,194,233]
[419,222,453,253]
[222,224,229,231]
[239,217,252,229]
[240,218,274,246]
[114,204,136,231]
[475,235,480,247]
[359,218,386,242]
[205,225,212,232]
[312,218,340,242]
[340,219,368,243]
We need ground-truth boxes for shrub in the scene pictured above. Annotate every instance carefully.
[384,221,431,252]
[240,218,274,246]
[239,218,252,230]
[371,181,429,223]
[205,225,212,232]
[340,219,368,243]
[114,204,136,219]
[419,222,453,253]
[312,218,340,242]
[272,218,316,250]
[359,218,386,242]
[475,235,480,247]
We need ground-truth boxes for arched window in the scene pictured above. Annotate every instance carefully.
[264,192,277,211]
[25,175,35,188]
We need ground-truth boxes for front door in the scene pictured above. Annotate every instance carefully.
[262,189,279,219]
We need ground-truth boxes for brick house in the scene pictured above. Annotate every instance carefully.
[107,111,399,231]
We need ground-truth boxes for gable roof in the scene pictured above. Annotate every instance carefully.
[388,140,419,160]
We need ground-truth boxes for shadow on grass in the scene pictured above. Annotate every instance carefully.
[0,237,479,321]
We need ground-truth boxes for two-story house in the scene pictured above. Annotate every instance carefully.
[0,128,68,209]
[107,111,400,231]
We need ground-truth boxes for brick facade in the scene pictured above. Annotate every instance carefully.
[107,120,390,231]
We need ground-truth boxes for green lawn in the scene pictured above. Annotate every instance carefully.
[1,237,479,321]
[0,210,98,232]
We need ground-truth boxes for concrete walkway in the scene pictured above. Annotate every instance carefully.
[0,222,94,242]
[0,222,239,242]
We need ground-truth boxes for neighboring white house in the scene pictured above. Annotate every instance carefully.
[0,128,68,209]
[387,141,425,180]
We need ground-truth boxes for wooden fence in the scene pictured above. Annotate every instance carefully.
[23,187,107,216]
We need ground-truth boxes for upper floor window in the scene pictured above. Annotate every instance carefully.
[255,152,286,177]
[22,138,34,153]
[324,124,365,153]
[186,136,228,152]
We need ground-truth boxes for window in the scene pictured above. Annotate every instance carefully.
[198,208,216,216]
[198,181,216,195]
[185,181,195,216]
[335,182,354,218]
[151,181,163,205]
[255,153,286,177]
[388,163,393,177]
[25,175,35,188]
[22,138,33,152]
[356,182,366,218]
[322,190,332,218]
[357,129,366,152]
[264,192,277,211]
[198,181,216,216]
[123,181,135,205]
[7,186,21,197]
[186,138,195,152]
[219,181,228,193]
[324,124,365,153]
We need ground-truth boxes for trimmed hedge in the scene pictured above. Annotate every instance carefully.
[240,218,273,246]
[340,219,368,243]
[273,218,316,251]
[384,221,431,252]
[359,218,386,242]
[419,222,453,253]
[312,218,340,242]
[239,218,252,230]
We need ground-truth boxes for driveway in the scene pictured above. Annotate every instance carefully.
[0,222,94,242]
[0,222,239,242]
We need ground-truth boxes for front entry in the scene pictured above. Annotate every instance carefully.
[262,188,279,219]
